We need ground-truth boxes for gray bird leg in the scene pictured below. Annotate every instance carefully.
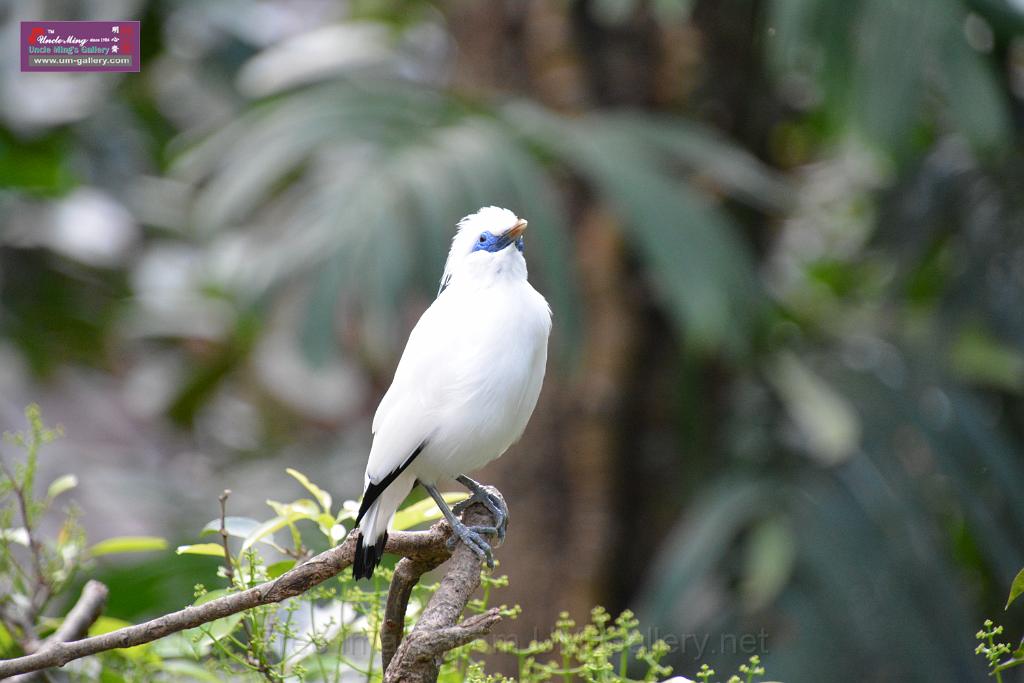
[422,483,496,568]
[452,475,508,543]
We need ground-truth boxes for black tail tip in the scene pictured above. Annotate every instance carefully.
[353,530,388,580]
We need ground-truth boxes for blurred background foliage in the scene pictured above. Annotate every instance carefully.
[2,0,1024,680]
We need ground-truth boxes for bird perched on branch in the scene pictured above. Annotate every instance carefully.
[353,207,552,579]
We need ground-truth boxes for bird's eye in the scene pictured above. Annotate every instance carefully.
[478,233,487,243]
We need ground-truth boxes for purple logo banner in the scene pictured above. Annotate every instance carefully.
[21,21,140,73]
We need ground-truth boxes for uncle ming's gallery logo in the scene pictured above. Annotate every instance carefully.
[21,21,140,72]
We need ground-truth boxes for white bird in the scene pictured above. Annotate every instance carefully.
[353,206,552,579]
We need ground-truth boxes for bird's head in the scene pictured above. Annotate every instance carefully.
[439,206,529,294]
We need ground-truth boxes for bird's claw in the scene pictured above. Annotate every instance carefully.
[452,485,508,543]
[446,520,495,568]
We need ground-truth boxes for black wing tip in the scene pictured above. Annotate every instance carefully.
[353,530,388,580]
[355,440,428,526]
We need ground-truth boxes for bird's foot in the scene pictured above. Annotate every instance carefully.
[453,479,508,543]
[445,519,496,568]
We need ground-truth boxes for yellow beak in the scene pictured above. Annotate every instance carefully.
[506,219,528,240]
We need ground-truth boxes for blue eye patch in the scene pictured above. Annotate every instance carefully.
[472,230,525,254]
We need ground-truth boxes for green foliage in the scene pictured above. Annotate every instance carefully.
[1007,568,1024,611]
[692,657,772,683]
[0,405,79,654]
[89,536,169,557]
[766,0,1010,158]
[0,408,776,681]
[485,607,671,681]
[0,406,169,661]
[0,129,76,194]
[173,80,783,360]
[975,619,1023,682]
[974,568,1024,681]
[145,472,695,682]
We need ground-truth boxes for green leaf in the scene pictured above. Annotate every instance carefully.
[176,543,227,558]
[1006,567,1024,609]
[741,517,797,611]
[951,327,1024,392]
[851,0,933,156]
[266,498,321,519]
[201,516,265,541]
[317,513,336,533]
[0,130,74,193]
[88,617,151,659]
[768,352,860,464]
[267,560,296,578]
[159,661,223,683]
[336,500,359,523]
[0,621,15,652]
[285,468,332,513]
[187,589,245,640]
[185,602,242,647]
[190,613,244,644]
[240,503,320,554]
[88,616,134,635]
[597,113,793,212]
[151,631,204,660]
[149,591,236,660]
[46,474,77,500]
[89,536,168,556]
[937,16,1011,152]
[393,492,468,531]
[241,516,290,554]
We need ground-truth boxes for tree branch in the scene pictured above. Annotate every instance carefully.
[0,517,483,679]
[383,495,505,683]
[381,555,447,670]
[8,580,109,682]
[45,580,109,646]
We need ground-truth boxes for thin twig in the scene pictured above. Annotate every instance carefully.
[216,491,272,680]
[217,490,236,586]
[0,459,49,612]
[0,457,47,649]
